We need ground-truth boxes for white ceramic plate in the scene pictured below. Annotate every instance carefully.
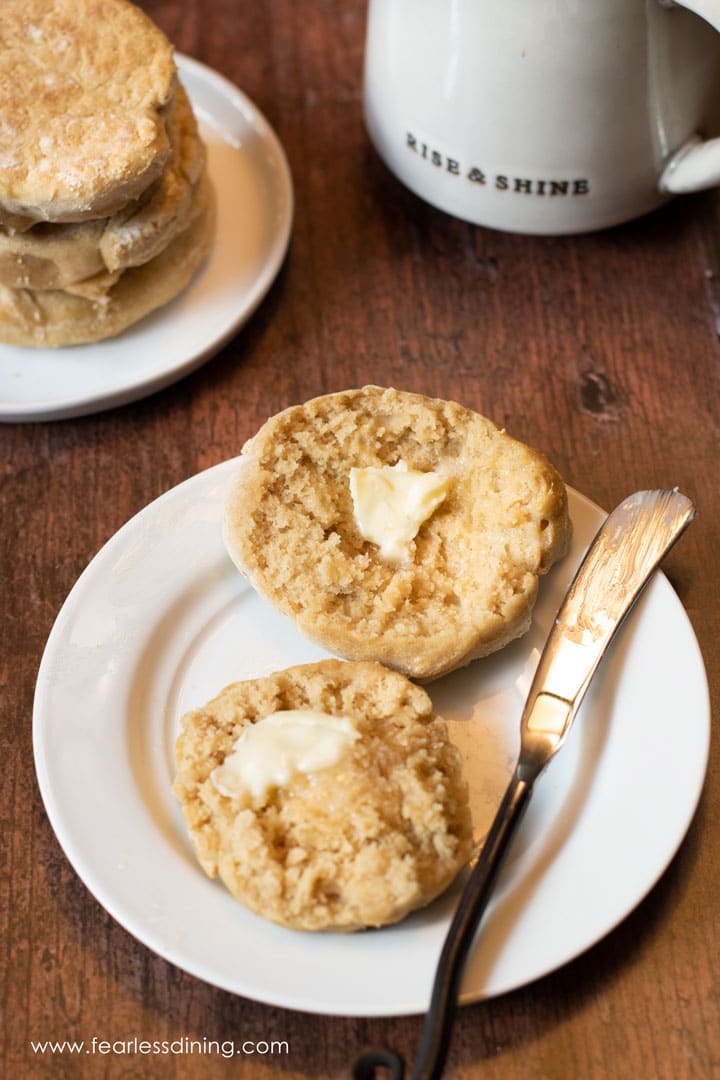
[33,464,710,1016]
[0,56,293,422]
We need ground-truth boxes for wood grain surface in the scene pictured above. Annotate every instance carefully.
[2,2,719,1077]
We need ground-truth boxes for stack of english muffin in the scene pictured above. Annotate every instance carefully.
[0,0,215,347]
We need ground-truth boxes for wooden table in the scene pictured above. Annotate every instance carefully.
[2,2,718,1077]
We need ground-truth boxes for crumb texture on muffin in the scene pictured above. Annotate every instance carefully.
[173,659,473,931]
[224,386,570,679]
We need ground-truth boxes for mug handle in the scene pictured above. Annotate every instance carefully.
[658,0,720,192]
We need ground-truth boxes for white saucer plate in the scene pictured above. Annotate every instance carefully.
[33,466,710,1016]
[0,56,293,422]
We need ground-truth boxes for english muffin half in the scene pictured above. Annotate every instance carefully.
[173,659,473,931]
[224,386,570,680]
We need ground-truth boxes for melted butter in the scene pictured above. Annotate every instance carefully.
[210,710,359,802]
[349,460,452,562]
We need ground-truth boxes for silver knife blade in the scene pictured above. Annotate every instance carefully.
[518,488,695,779]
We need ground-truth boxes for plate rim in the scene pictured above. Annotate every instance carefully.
[0,55,294,423]
[32,464,711,1016]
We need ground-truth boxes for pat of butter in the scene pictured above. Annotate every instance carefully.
[349,460,452,562]
[210,710,359,802]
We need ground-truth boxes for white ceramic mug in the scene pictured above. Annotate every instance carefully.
[363,0,720,234]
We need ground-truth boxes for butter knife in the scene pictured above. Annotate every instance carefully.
[351,488,695,1080]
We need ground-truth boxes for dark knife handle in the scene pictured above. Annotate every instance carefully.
[348,771,533,1080]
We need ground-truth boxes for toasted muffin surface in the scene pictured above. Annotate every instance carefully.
[0,0,177,224]
[224,386,570,680]
[173,659,473,931]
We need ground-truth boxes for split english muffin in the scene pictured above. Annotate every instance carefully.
[173,659,473,931]
[224,386,570,680]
